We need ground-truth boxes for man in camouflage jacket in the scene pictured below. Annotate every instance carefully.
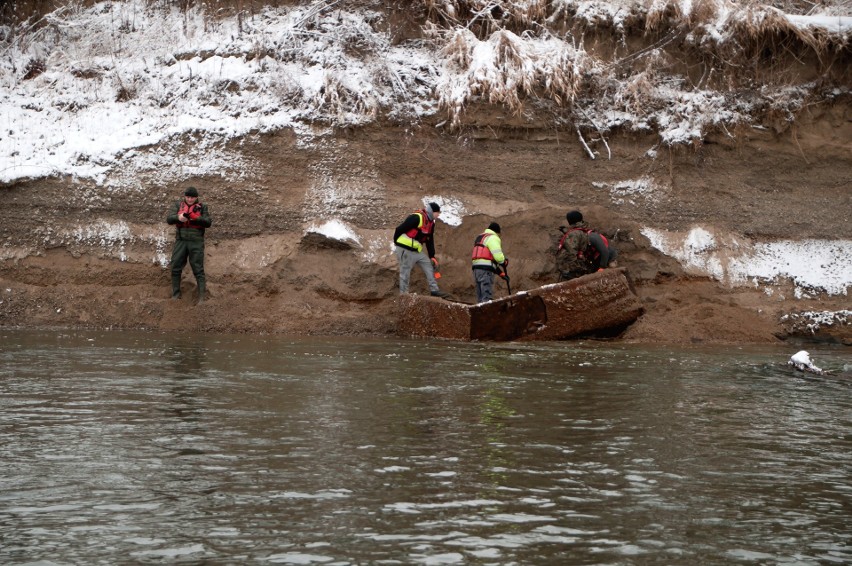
[555,210,617,281]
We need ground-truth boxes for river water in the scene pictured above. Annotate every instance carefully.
[1,330,850,565]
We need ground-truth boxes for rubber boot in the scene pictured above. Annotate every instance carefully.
[196,281,206,304]
[171,275,182,299]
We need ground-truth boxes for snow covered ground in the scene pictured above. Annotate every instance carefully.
[1,0,849,300]
[642,227,852,298]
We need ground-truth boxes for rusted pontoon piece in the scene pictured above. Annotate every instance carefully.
[398,268,644,341]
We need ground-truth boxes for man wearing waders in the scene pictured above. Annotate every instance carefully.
[471,222,508,303]
[393,202,451,299]
[166,187,212,303]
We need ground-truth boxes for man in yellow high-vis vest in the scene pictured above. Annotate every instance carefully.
[393,202,451,299]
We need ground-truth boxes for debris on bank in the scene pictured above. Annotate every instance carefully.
[398,268,643,341]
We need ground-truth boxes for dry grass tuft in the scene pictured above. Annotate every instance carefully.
[688,0,722,27]
[719,5,848,77]
[311,72,378,125]
[438,28,593,127]
[645,0,684,33]
[423,0,550,37]
[442,25,474,69]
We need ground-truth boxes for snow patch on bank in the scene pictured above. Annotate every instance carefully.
[423,196,465,227]
[642,227,852,296]
[593,176,665,205]
[56,220,169,265]
[782,310,851,334]
[306,219,360,245]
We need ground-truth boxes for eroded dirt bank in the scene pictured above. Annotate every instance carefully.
[1,110,849,345]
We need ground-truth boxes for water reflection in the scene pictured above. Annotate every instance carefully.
[161,341,207,426]
[0,331,850,564]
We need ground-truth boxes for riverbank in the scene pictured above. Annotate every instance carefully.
[0,2,849,345]
[0,171,848,345]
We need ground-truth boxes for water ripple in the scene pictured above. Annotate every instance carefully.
[1,331,850,564]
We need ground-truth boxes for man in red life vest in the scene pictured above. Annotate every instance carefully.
[555,210,617,281]
[393,202,451,299]
[166,187,212,302]
[471,222,508,303]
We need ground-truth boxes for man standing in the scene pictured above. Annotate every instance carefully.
[471,222,508,303]
[166,187,212,302]
[393,202,451,299]
[555,210,617,281]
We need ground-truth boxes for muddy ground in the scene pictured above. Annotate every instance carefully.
[0,104,850,345]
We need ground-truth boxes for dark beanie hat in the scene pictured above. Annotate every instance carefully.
[428,202,441,212]
[566,210,583,225]
[184,187,199,197]
[488,222,501,234]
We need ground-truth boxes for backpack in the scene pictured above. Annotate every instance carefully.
[555,228,592,276]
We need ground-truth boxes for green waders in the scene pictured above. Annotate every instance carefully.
[170,228,206,301]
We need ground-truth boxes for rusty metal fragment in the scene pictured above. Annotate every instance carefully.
[397,268,643,341]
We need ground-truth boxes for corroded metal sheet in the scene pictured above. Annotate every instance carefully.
[520,268,644,341]
[469,294,548,341]
[397,294,472,340]
[397,269,643,342]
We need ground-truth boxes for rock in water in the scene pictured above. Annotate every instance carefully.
[788,350,827,375]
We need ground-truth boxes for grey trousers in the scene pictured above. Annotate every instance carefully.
[474,268,495,303]
[395,247,439,293]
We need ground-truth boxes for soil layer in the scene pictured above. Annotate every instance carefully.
[1,109,850,345]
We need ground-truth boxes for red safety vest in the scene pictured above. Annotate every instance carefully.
[177,200,204,229]
[471,233,495,262]
[404,210,434,242]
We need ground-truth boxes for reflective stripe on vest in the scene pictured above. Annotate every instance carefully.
[395,210,433,252]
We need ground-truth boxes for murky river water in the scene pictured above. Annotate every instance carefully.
[1,330,850,565]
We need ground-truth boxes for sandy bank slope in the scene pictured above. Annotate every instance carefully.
[1,122,849,345]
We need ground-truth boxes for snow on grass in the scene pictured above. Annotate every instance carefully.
[0,1,437,187]
[437,28,588,127]
[786,15,852,33]
[2,0,847,190]
[642,227,852,296]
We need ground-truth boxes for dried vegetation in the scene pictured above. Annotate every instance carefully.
[1,0,849,152]
[423,0,850,150]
